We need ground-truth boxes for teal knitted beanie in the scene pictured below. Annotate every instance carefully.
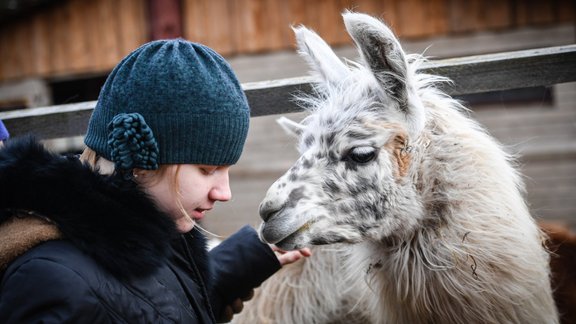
[84,39,250,170]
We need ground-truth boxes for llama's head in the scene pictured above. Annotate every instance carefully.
[259,12,429,250]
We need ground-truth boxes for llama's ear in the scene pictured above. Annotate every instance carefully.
[277,116,305,138]
[343,13,407,102]
[293,26,349,85]
[343,12,425,136]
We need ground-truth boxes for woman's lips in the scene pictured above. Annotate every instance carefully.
[191,208,211,220]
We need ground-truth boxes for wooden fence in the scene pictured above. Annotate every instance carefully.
[1,44,575,139]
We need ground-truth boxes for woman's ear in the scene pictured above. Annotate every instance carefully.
[132,168,158,184]
[277,116,305,138]
[133,169,143,179]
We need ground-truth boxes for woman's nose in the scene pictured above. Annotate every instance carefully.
[210,171,232,202]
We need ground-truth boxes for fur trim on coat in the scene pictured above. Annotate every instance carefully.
[0,137,179,278]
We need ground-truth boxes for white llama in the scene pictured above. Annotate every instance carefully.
[235,12,558,324]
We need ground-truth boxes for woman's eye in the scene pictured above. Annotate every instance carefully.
[200,167,217,175]
[346,147,377,164]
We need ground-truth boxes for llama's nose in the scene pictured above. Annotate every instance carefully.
[259,200,282,222]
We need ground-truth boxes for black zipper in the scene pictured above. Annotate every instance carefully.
[180,234,217,323]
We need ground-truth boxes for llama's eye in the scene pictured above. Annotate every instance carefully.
[346,147,378,164]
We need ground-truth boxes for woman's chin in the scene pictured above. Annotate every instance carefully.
[176,217,196,233]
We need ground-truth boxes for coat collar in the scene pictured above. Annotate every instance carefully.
[0,137,180,278]
[0,214,62,272]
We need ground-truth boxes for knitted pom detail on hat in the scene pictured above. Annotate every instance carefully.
[107,113,159,171]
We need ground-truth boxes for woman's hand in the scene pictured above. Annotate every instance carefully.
[218,290,254,323]
[270,246,312,266]
[218,246,311,322]
[218,247,311,322]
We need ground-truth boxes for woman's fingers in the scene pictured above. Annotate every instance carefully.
[274,247,312,266]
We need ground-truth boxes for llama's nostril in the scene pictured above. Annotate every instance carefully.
[260,208,278,222]
[259,201,282,222]
[261,210,277,222]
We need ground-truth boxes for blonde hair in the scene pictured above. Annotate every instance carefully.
[80,147,185,217]
[80,147,218,237]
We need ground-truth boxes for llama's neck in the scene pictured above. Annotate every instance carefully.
[349,226,556,323]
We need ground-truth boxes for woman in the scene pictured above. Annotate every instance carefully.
[0,39,309,323]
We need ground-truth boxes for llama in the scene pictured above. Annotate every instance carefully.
[236,12,558,324]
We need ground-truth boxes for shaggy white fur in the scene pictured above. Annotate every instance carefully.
[234,12,558,324]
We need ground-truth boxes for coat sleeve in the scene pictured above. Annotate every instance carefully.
[0,258,110,323]
[208,225,281,317]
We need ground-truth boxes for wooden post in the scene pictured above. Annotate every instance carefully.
[148,0,183,40]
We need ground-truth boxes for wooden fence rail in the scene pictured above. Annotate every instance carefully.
[1,45,575,140]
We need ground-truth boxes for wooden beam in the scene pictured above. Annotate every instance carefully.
[243,76,314,117]
[1,45,575,139]
[247,45,576,115]
[148,0,182,40]
[422,45,576,96]
[0,101,95,139]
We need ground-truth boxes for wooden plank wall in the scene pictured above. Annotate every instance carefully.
[0,0,573,82]
[182,0,576,56]
[0,0,148,82]
[472,82,576,223]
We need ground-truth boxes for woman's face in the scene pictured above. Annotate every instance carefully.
[138,164,232,233]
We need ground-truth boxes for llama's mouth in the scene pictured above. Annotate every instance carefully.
[271,221,316,250]
[274,221,362,249]
[259,212,311,246]
[274,229,305,250]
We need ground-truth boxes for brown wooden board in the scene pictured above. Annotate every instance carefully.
[1,0,574,82]
[118,0,149,56]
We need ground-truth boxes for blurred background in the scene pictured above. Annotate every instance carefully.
[0,0,574,236]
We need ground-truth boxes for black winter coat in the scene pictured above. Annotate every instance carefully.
[0,138,281,323]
